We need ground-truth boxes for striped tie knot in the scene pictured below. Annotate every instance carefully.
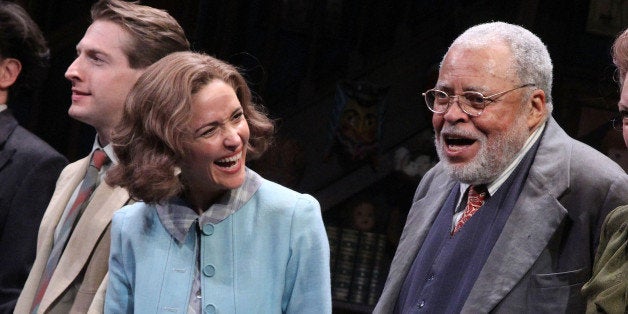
[452,185,488,235]
[91,149,109,170]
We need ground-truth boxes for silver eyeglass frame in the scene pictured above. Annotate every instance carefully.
[422,83,536,117]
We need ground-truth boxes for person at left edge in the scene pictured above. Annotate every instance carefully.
[0,2,68,312]
[104,51,331,313]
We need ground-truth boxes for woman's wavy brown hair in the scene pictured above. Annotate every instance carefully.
[106,52,274,204]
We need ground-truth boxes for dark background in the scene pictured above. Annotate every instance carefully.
[10,0,628,208]
[9,1,628,312]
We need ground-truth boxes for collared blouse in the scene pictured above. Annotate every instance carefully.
[104,168,332,314]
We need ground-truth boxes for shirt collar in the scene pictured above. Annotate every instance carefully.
[459,121,546,197]
[156,168,263,243]
[0,104,6,113]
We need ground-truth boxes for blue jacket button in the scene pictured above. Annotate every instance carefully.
[202,224,214,235]
[203,264,215,277]
[204,304,216,314]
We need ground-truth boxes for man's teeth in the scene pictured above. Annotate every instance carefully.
[445,137,475,146]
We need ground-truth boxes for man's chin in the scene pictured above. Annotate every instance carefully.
[67,107,94,127]
[443,159,496,185]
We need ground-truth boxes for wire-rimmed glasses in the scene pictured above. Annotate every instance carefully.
[611,114,628,131]
[422,83,536,117]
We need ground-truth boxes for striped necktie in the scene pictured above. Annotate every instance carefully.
[452,185,488,235]
[31,149,109,313]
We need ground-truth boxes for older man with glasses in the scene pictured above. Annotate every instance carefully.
[374,21,628,314]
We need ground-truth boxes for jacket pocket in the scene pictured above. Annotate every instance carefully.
[527,268,588,313]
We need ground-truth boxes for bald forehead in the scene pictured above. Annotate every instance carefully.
[439,42,517,84]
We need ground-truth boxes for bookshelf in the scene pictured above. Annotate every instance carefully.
[321,167,422,313]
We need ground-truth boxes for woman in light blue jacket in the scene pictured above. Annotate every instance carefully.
[104,52,331,313]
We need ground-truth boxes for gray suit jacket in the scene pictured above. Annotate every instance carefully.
[374,118,628,313]
[15,152,130,314]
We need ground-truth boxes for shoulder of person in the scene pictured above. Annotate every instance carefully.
[254,179,320,213]
[113,202,156,224]
[604,205,628,229]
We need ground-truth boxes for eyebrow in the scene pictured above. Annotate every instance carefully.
[435,84,488,93]
[193,107,243,135]
[76,43,110,59]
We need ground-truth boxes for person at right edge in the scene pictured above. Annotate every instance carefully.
[581,29,628,314]
[374,21,628,313]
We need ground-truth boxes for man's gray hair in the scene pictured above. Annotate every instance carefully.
[444,21,553,113]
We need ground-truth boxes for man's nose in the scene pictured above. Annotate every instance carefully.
[64,57,81,82]
[442,96,470,122]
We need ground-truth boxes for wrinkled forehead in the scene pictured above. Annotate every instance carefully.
[438,42,517,87]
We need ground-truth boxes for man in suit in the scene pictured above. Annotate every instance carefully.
[14,1,189,313]
[0,3,68,312]
[374,21,628,313]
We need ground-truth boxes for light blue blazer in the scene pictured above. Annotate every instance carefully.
[104,178,332,314]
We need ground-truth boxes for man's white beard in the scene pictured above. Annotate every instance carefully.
[435,114,529,185]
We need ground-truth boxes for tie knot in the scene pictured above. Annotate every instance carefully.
[468,185,488,202]
[91,149,109,170]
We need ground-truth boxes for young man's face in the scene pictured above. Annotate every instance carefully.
[65,20,144,145]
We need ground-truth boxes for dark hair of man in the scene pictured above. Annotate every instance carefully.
[0,1,49,105]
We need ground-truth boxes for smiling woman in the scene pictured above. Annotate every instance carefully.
[104,51,332,313]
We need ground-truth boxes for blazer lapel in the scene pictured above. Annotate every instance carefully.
[462,182,567,312]
[15,159,88,311]
[36,159,89,250]
[0,146,15,171]
[462,118,571,313]
[377,170,457,311]
[39,175,130,311]
[0,110,18,170]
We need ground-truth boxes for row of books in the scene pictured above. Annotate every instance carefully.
[326,226,388,307]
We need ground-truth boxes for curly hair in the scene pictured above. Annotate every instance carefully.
[90,0,190,69]
[612,28,628,85]
[106,52,274,204]
[0,1,49,105]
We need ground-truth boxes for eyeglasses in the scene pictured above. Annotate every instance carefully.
[611,115,628,131]
[422,83,536,117]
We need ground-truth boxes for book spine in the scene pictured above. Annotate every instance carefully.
[332,228,359,302]
[367,233,388,306]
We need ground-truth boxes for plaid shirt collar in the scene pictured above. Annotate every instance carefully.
[156,168,262,244]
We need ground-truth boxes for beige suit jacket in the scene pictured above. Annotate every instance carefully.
[14,155,130,314]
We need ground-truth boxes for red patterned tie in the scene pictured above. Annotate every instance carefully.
[31,149,109,313]
[452,185,488,235]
